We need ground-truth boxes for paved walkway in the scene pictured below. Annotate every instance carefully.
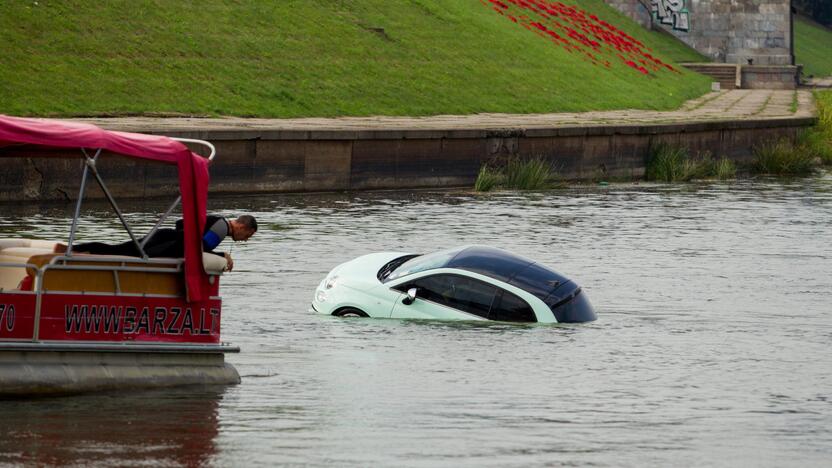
[75,89,815,133]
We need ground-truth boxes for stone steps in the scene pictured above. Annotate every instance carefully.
[682,64,739,90]
[682,62,800,90]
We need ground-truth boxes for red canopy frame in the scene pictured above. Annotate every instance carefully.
[0,115,213,301]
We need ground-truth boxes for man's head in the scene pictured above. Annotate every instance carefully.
[229,215,258,241]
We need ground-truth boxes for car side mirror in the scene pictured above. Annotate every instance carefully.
[402,287,418,305]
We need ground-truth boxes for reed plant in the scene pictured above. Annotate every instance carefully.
[473,165,503,192]
[646,144,740,181]
[711,157,737,180]
[646,144,712,182]
[812,90,832,165]
[503,157,556,190]
[752,139,817,175]
[797,129,832,165]
[818,91,832,129]
[646,143,685,182]
[473,157,559,192]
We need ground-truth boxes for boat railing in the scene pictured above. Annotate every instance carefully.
[0,255,213,344]
[38,255,184,296]
[172,138,216,162]
[0,257,184,287]
[46,254,184,270]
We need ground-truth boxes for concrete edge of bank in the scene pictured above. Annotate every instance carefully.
[134,116,818,141]
[0,115,819,201]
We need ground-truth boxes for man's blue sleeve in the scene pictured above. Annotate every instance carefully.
[203,231,221,251]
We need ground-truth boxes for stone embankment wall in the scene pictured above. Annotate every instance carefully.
[606,0,653,28]
[0,118,812,202]
[607,0,792,66]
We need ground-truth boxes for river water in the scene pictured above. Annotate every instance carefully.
[0,176,830,467]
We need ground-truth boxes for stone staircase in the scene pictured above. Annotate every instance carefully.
[682,63,739,89]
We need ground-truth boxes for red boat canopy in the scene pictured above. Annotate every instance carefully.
[0,115,211,301]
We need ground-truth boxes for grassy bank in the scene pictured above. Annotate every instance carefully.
[809,90,832,164]
[795,16,832,78]
[0,0,710,118]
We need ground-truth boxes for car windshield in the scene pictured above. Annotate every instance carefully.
[383,246,466,282]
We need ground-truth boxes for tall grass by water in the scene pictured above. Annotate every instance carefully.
[810,90,832,164]
[503,158,556,190]
[753,139,817,175]
[473,166,503,192]
[712,157,738,180]
[474,158,559,192]
[645,144,736,182]
[751,91,832,173]
[646,144,694,182]
[797,129,832,165]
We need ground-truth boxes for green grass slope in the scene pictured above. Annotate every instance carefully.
[643,28,709,64]
[0,0,710,118]
[795,16,832,77]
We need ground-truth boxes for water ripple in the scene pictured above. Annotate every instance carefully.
[1,176,831,466]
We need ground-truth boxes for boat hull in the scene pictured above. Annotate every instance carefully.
[0,343,240,397]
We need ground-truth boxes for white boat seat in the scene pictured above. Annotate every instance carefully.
[0,244,56,291]
[0,239,58,251]
[0,237,227,292]
[202,252,228,275]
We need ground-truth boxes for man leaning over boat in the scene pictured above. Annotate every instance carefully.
[55,215,258,272]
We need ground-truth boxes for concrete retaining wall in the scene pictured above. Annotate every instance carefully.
[0,117,815,201]
[741,65,801,89]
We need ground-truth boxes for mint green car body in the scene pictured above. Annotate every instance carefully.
[312,246,596,323]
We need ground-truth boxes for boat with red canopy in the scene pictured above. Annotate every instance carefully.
[0,115,239,396]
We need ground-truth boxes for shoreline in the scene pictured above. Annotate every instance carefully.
[0,90,818,202]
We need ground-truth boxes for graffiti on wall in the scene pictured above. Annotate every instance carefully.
[651,0,690,31]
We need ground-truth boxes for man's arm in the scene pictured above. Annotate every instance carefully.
[202,216,229,252]
[178,215,234,270]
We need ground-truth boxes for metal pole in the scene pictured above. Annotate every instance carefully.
[88,164,147,259]
[66,148,101,256]
[141,195,181,249]
[171,137,216,162]
[32,268,43,342]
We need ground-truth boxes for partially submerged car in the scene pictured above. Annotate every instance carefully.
[312,246,596,323]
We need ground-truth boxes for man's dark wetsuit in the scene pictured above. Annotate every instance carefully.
[74,216,230,258]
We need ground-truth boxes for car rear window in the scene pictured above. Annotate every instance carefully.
[507,263,567,301]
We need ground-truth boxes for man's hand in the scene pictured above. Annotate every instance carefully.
[224,252,234,272]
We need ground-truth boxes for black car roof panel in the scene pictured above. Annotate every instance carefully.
[446,246,570,300]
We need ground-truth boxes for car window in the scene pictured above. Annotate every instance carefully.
[395,274,497,319]
[385,247,466,282]
[490,290,537,323]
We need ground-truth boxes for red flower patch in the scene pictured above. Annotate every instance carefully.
[480,0,677,76]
